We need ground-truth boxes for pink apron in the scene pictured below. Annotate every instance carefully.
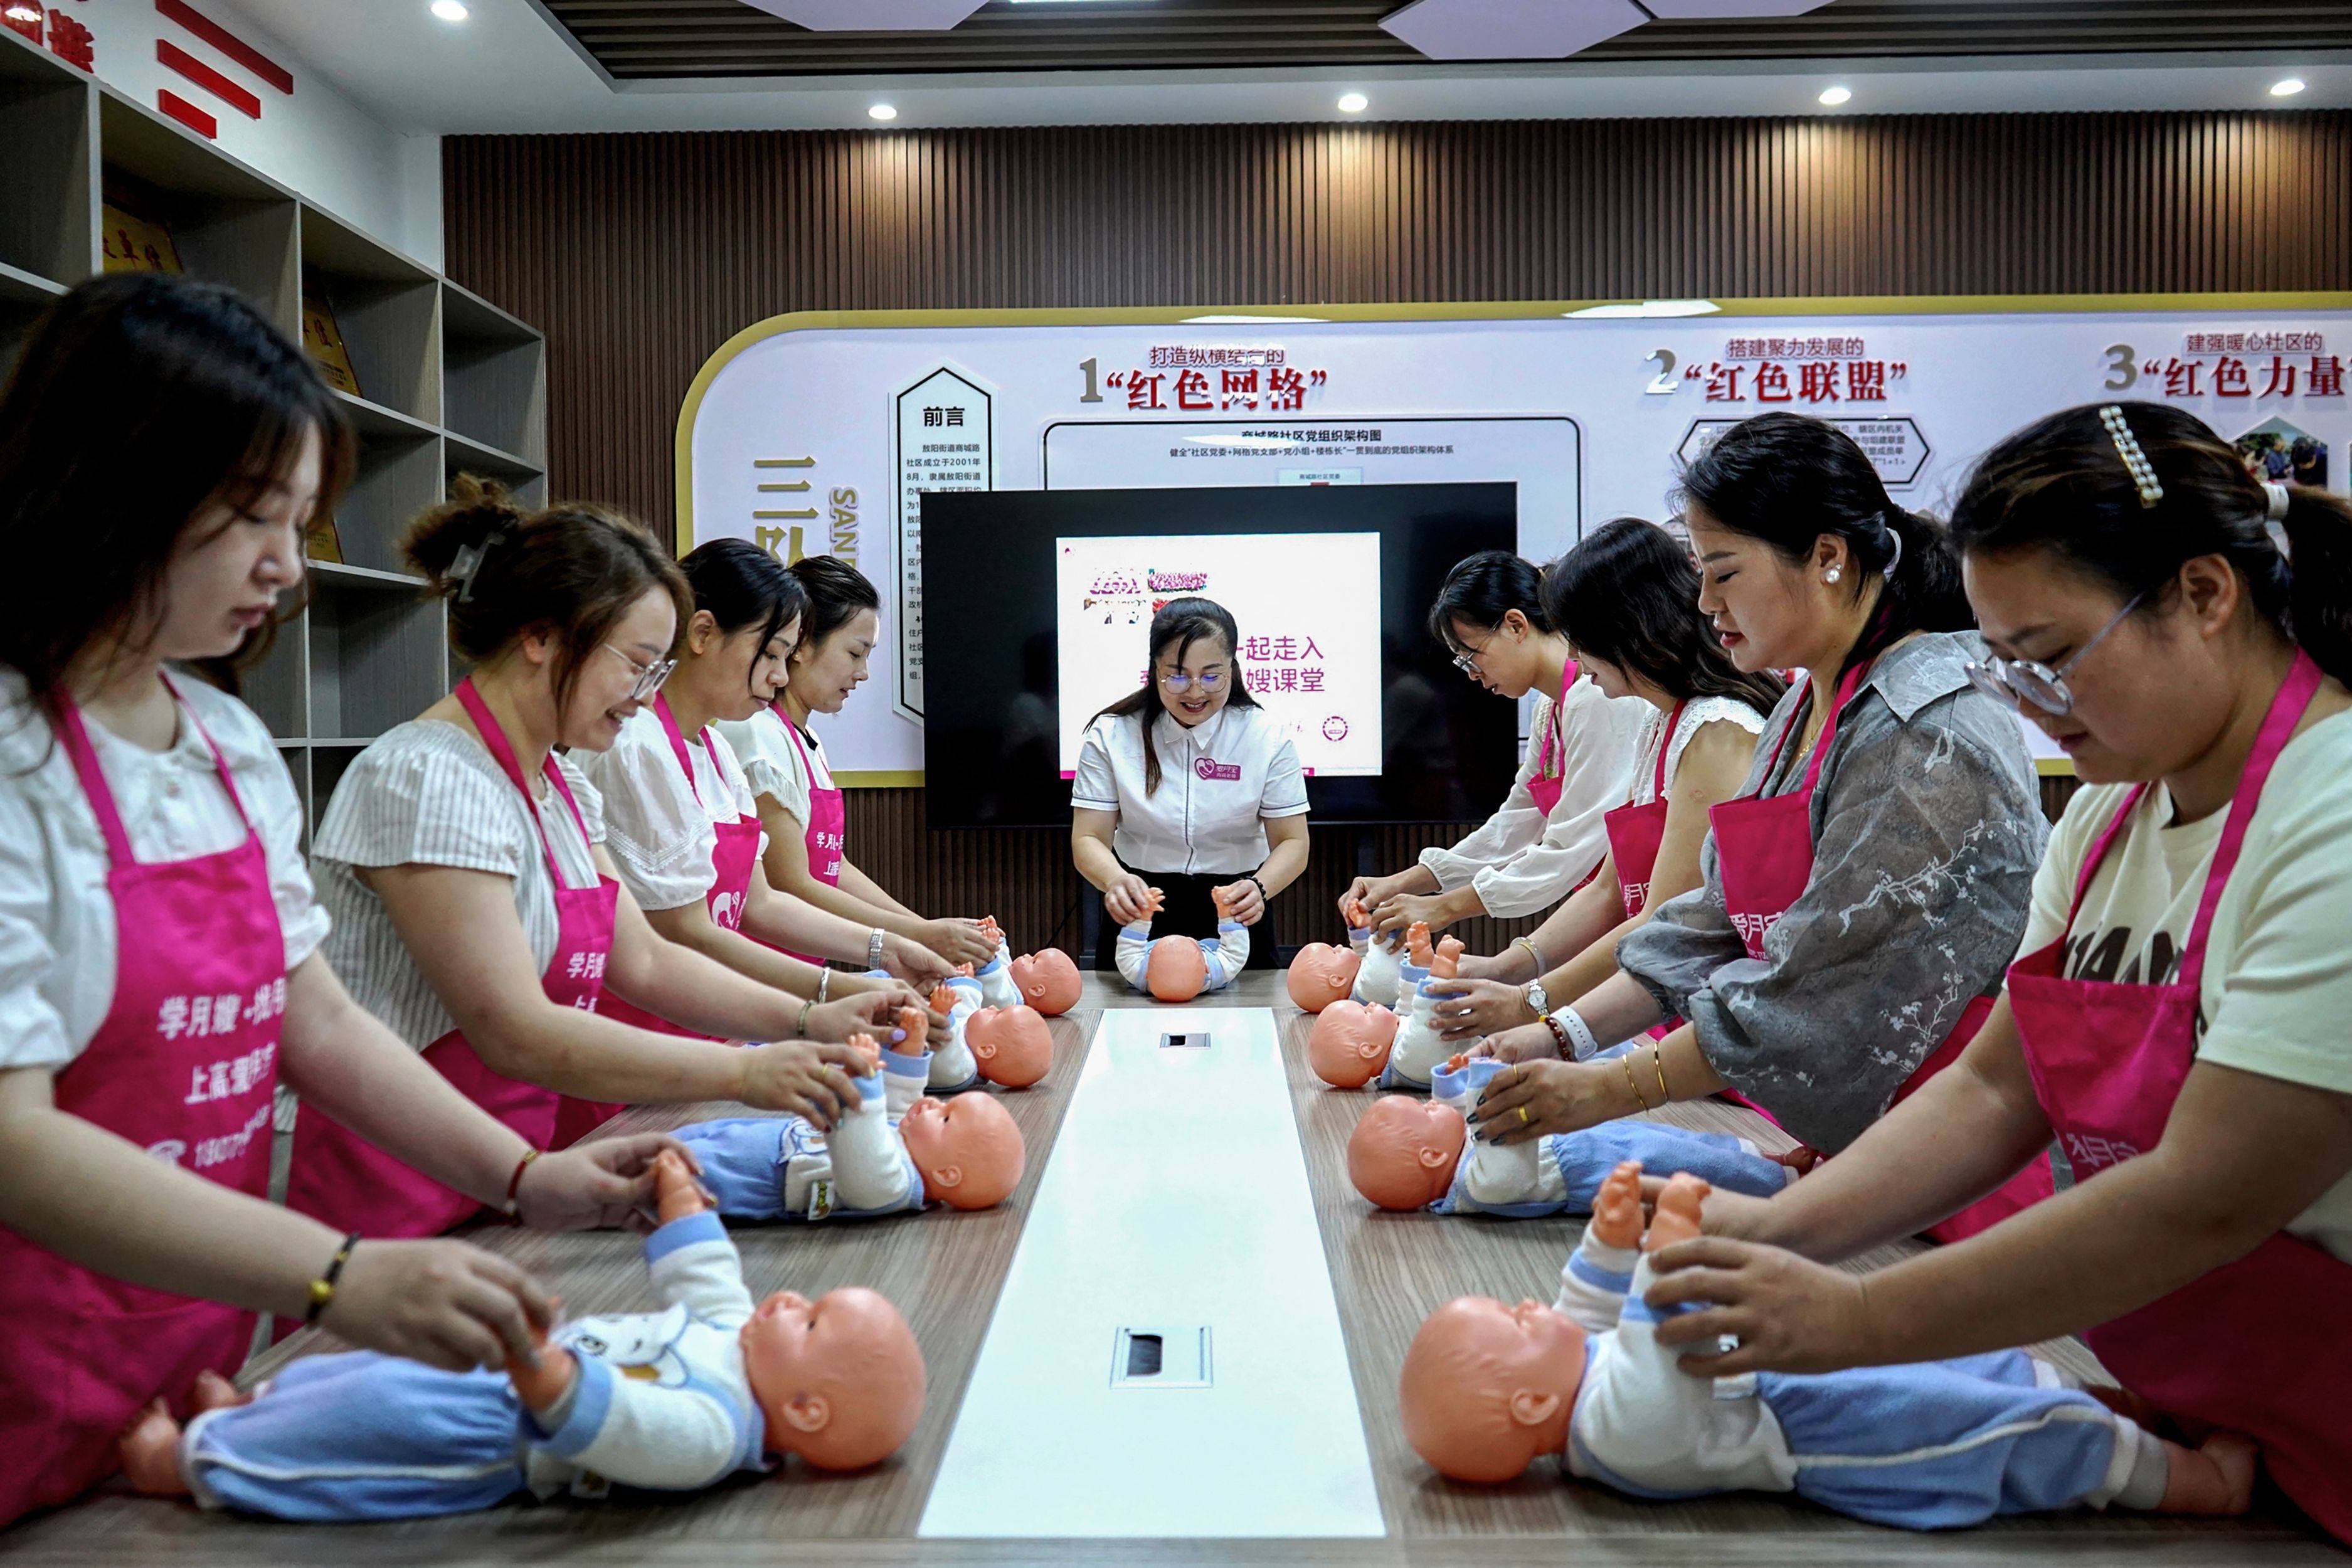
[556,696,763,1145]
[2009,650,2349,1546]
[1708,660,2053,1243]
[286,679,618,1239]
[773,704,846,966]
[0,679,286,1527]
[1606,703,1685,1044]
[1523,657,1579,818]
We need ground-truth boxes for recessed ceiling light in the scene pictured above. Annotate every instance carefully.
[1338,92,1369,114]
[4,0,43,19]
[868,103,899,122]
[2272,77,2307,98]
[430,0,469,20]
[1818,85,1852,106]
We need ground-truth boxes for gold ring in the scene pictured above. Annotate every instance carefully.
[1517,1105,1530,1125]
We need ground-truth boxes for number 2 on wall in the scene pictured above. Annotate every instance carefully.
[1645,348,1678,396]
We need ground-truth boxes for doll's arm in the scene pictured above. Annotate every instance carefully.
[641,1152,758,1327]
[1202,896,1253,990]
[527,1353,748,1493]
[1115,888,1164,988]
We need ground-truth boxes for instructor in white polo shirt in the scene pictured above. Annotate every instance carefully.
[1070,598,1311,972]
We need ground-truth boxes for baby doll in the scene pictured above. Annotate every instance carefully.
[1399,1165,2256,1530]
[119,1152,927,1520]
[675,1031,1026,1222]
[1380,926,1466,1089]
[1115,886,1249,1004]
[1010,946,1082,1017]
[972,916,1022,1011]
[1345,1089,1799,1219]
[965,1005,1053,1089]
[1286,941,1361,1014]
[926,976,985,1092]
[1308,1000,1401,1088]
[1345,898,1407,1008]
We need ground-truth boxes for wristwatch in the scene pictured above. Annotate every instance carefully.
[1523,980,1550,1019]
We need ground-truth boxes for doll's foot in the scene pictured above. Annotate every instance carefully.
[654,1148,709,1224]
[189,1370,250,1414]
[1769,1145,1821,1177]
[1643,1172,1711,1251]
[1590,1160,1645,1250]
[2084,1382,2163,1428]
[2159,1431,2259,1516]
[118,1399,190,1497]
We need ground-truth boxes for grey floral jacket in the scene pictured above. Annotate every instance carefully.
[1615,632,2048,1153]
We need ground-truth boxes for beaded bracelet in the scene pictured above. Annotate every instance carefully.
[304,1232,363,1325]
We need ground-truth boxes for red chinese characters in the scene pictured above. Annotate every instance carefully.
[1687,358,1905,405]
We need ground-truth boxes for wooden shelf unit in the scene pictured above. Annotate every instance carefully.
[0,26,548,839]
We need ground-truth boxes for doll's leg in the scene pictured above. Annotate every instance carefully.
[181,1353,526,1521]
[1115,921,1156,990]
[1554,1161,1646,1332]
[1557,1121,1799,1212]
[672,1115,820,1222]
[882,1045,933,1123]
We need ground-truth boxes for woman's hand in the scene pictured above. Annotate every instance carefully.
[514,1133,702,1232]
[1212,879,1266,926]
[1451,951,1516,984]
[1426,977,1536,1041]
[1369,890,1459,941]
[1470,1019,1562,1065]
[881,934,953,987]
[734,1040,870,1129]
[1102,873,1153,926]
[320,1238,555,1372]
[921,917,999,968]
[1641,1237,1878,1377]
[1466,1057,1628,1146]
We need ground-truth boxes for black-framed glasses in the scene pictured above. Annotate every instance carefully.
[1964,593,2144,718]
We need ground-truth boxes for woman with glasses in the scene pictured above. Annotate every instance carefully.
[1468,413,2051,1246]
[1341,551,1649,942]
[719,555,995,971]
[1070,597,1310,972]
[1633,403,2352,1547]
[288,482,899,1243]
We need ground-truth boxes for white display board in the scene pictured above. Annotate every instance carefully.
[677,300,2351,781]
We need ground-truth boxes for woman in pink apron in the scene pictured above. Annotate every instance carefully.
[566,543,944,1144]
[1427,521,1782,1041]
[1344,549,1651,942]
[1638,403,2352,1545]
[1470,416,2050,1243]
[289,486,887,1242]
[724,554,994,972]
[0,276,692,1529]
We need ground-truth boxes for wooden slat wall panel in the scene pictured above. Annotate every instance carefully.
[444,112,2343,954]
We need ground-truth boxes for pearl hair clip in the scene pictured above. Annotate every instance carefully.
[2264,480,2293,560]
[2099,405,2164,509]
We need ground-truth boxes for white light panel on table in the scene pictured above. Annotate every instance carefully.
[1380,0,1649,60]
[741,0,990,29]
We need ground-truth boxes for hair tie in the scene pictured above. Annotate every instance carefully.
[450,524,510,605]
[2099,405,2164,509]
[1878,519,1903,579]
[2264,480,2292,523]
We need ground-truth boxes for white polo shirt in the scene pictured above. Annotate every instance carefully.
[1072,703,1308,877]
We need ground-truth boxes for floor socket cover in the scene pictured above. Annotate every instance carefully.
[1111,1326,1212,1389]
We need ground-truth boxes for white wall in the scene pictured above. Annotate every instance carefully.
[59,0,442,267]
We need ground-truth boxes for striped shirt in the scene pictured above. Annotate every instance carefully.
[312,718,606,1051]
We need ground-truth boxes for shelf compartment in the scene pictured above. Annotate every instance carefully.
[0,31,95,289]
[302,205,440,425]
[241,612,307,741]
[443,429,545,509]
[306,582,445,742]
[442,282,544,465]
[98,90,299,335]
[322,423,440,578]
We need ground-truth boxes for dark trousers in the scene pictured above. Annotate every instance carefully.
[1091,870,1273,972]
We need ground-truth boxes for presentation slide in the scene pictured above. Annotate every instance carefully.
[1056,532,1382,778]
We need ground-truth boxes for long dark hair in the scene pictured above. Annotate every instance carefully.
[0,273,354,714]
[682,539,807,696]
[789,554,881,654]
[1425,549,1552,656]
[1951,401,2352,685]
[1090,596,1260,795]
[1676,412,1972,679]
[1543,519,1785,715]
[406,476,691,716]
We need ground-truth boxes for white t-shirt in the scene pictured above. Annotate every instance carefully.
[716,704,830,829]
[1071,703,1309,877]
[0,670,328,1072]
[1417,675,1651,918]
[312,719,606,1052]
[2014,704,2352,1263]
[1627,695,1770,807]
[578,707,766,914]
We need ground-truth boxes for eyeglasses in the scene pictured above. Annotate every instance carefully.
[1964,593,2144,718]
[601,643,677,703]
[1450,633,1498,677]
[1157,669,1226,695]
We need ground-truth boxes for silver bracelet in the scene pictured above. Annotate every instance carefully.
[1553,1005,1600,1061]
[816,967,832,1003]
[1512,935,1545,975]
[867,928,887,971]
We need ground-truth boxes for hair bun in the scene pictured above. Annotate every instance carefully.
[405,474,527,588]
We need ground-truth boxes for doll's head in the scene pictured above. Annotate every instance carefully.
[1399,1296,1587,1483]
[899,1093,1025,1209]
[740,1287,926,1471]
[1286,942,1361,1014]
[1010,948,1081,1016]
[1406,922,1434,970]
[1431,936,1465,981]
[1145,936,1209,1002]
[1308,1000,1399,1088]
[966,1005,1052,1088]
[1347,1094,1466,1209]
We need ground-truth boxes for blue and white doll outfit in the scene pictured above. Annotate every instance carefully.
[180,1212,773,1520]
[1115,907,1249,995]
[927,973,984,1093]
[1549,1234,2173,1528]
[675,1073,927,1222]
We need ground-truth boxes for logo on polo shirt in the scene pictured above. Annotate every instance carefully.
[1195,756,1242,782]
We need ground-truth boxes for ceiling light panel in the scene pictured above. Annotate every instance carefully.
[1380,0,1648,62]
[1641,0,1834,17]
[739,0,988,30]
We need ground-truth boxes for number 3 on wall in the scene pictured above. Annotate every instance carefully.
[1645,348,1678,396]
[2104,344,2137,391]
